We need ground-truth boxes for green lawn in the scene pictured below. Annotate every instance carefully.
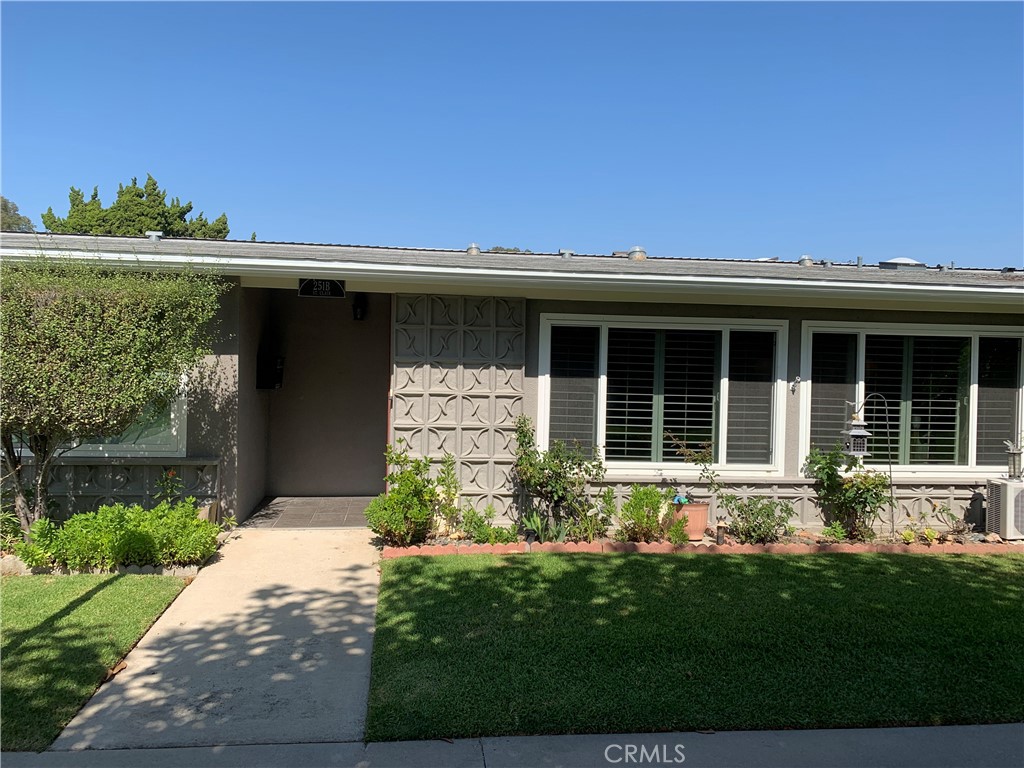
[367,553,1024,741]
[1,574,185,751]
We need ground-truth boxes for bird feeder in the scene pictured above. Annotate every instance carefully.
[842,413,871,459]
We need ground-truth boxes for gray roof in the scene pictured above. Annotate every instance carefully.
[2,232,1021,289]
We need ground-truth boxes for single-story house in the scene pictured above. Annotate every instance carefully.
[2,232,1022,528]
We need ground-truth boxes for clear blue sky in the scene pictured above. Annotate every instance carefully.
[3,2,1022,267]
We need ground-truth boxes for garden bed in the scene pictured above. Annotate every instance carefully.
[381,535,1018,559]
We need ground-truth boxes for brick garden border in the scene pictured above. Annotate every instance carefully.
[382,539,1021,559]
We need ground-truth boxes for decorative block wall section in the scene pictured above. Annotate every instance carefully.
[30,459,219,521]
[393,295,525,514]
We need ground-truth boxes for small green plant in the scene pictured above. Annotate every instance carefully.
[821,520,848,542]
[923,527,939,545]
[617,485,673,543]
[932,503,973,541]
[435,453,461,535]
[901,528,917,544]
[461,505,518,544]
[1,506,23,551]
[666,517,690,547]
[522,510,566,543]
[804,445,889,541]
[154,468,185,504]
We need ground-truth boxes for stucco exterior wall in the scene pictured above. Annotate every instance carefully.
[236,287,271,519]
[264,290,391,496]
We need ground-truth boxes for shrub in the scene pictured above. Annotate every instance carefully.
[685,445,794,544]
[725,496,795,545]
[821,520,848,542]
[11,501,219,569]
[461,505,518,544]
[617,485,673,543]
[365,439,457,546]
[804,445,890,541]
[511,416,604,520]
[666,517,690,547]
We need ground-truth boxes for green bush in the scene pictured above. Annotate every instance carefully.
[12,501,219,569]
[725,496,795,544]
[511,415,606,537]
[365,440,439,546]
[462,505,518,544]
[617,485,673,543]
[666,517,690,547]
[804,445,890,541]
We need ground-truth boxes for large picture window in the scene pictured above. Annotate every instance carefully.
[543,317,786,470]
[807,327,1022,469]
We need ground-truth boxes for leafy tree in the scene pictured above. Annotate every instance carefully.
[1,196,35,232]
[0,259,225,535]
[41,174,229,238]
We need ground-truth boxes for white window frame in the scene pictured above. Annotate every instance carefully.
[799,321,1024,478]
[539,313,789,482]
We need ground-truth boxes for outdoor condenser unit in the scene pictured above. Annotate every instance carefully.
[985,480,1024,540]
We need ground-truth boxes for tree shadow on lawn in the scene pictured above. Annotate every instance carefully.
[2,575,137,752]
[50,559,378,751]
[367,552,1024,741]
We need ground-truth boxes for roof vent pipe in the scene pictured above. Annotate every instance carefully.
[798,254,813,267]
[856,255,864,269]
[628,245,647,261]
[559,249,574,259]
[467,243,481,256]
[145,231,163,242]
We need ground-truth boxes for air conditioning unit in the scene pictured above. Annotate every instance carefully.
[986,480,1024,540]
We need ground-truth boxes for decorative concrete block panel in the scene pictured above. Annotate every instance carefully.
[26,459,219,521]
[393,295,526,512]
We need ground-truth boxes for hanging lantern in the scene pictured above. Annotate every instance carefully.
[842,413,871,459]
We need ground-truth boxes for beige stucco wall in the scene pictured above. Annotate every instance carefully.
[265,291,391,496]
[236,287,272,518]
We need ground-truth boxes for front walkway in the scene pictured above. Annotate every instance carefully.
[243,496,373,529]
[51,528,379,750]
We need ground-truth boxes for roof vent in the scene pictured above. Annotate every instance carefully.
[558,249,575,259]
[879,257,927,270]
[628,245,647,261]
[467,243,481,256]
[1002,267,1018,274]
[145,230,163,242]
[798,254,814,267]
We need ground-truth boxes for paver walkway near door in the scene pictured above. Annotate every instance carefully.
[52,529,379,750]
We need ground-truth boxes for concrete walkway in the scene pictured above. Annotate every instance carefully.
[9,724,1022,767]
[51,528,379,750]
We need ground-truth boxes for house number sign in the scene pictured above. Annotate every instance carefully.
[298,279,346,298]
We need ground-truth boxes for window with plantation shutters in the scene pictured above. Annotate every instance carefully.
[808,327,1022,469]
[726,331,775,464]
[810,333,857,452]
[605,328,658,459]
[977,337,1022,464]
[543,316,787,470]
[548,325,600,450]
[662,330,719,461]
[863,335,969,465]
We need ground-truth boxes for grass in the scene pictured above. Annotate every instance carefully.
[1,574,185,751]
[367,552,1024,741]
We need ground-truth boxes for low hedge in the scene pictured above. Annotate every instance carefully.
[14,500,220,570]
